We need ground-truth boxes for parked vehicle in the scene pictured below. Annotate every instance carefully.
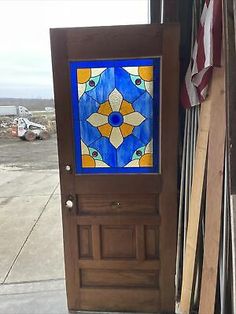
[0,105,32,117]
[12,118,50,141]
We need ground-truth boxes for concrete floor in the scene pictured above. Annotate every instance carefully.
[0,280,68,314]
[0,169,64,285]
[0,137,68,313]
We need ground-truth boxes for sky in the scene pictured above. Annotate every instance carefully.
[0,0,149,99]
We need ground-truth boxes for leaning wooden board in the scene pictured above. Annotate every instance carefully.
[224,0,236,311]
[179,92,212,314]
[179,66,226,314]
[199,65,226,314]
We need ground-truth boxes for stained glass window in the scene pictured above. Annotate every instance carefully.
[70,58,160,174]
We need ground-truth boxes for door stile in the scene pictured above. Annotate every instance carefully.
[50,29,80,310]
[159,25,180,310]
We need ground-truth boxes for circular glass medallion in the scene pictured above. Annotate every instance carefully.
[89,80,95,87]
[108,112,124,127]
[135,78,142,85]
[136,150,143,157]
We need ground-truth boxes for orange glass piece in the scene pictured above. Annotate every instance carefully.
[77,68,91,84]
[139,153,153,167]
[98,123,112,138]
[120,123,134,138]
[138,66,153,82]
[82,154,95,167]
[119,100,134,115]
[98,101,113,116]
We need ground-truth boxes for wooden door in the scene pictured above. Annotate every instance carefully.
[50,24,179,313]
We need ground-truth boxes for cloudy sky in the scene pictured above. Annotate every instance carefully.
[0,0,149,99]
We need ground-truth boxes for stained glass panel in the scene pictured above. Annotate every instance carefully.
[70,58,161,174]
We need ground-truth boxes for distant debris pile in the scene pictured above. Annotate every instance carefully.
[0,114,57,139]
[0,117,13,138]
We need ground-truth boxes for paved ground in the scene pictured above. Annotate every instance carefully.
[0,280,68,314]
[0,136,58,171]
[0,137,69,313]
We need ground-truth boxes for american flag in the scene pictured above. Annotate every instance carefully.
[181,0,222,108]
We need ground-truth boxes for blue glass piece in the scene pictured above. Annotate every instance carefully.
[115,67,144,103]
[108,112,123,127]
[89,147,103,161]
[130,75,146,90]
[72,59,155,69]
[80,120,101,146]
[91,137,117,167]
[86,68,115,103]
[132,146,145,160]
[85,75,100,92]
[117,134,144,167]
[133,119,153,146]
[133,92,153,118]
[79,93,100,121]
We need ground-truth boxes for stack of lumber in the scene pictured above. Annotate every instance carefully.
[178,66,227,314]
[176,0,236,313]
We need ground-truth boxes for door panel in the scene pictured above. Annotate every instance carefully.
[74,174,162,194]
[51,24,179,313]
[77,194,158,215]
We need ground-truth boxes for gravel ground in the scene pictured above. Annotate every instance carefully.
[0,136,58,171]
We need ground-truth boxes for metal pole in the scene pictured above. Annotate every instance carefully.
[184,109,191,251]
[176,110,188,300]
[192,105,201,308]
[220,150,229,314]
[230,193,236,314]
[189,107,195,198]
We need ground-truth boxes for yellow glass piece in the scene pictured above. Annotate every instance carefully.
[77,68,91,84]
[119,100,134,115]
[120,123,134,138]
[138,66,153,82]
[82,155,95,168]
[139,153,153,167]
[98,101,112,116]
[98,123,112,138]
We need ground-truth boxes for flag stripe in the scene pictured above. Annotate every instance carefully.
[181,0,222,108]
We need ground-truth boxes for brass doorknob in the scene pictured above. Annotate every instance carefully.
[65,200,73,208]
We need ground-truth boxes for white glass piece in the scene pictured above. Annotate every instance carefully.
[87,113,108,127]
[122,66,139,75]
[123,112,145,126]
[109,127,123,148]
[78,83,86,98]
[95,160,109,168]
[109,88,123,111]
[145,81,153,97]
[125,159,139,167]
[145,140,153,154]
[81,140,89,154]
[91,68,106,76]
